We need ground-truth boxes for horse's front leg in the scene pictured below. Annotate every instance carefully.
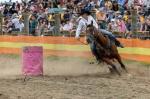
[116,55,128,73]
[102,58,121,76]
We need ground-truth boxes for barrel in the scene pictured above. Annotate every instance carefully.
[22,46,43,76]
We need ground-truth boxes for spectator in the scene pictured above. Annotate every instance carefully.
[61,20,73,31]
[63,10,71,21]
[3,6,9,17]
[146,16,150,32]
[140,18,148,31]
[117,15,128,34]
[96,8,106,29]
[18,19,24,32]
[37,19,47,36]
[29,15,38,36]
[4,19,13,34]
[11,14,20,31]
[0,0,149,39]
[104,0,112,11]
[108,19,118,32]
[123,11,129,22]
[125,18,132,32]
[112,0,119,11]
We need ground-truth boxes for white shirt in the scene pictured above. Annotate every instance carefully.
[19,22,24,32]
[62,22,73,31]
[143,0,150,7]
[76,15,98,38]
[12,18,20,29]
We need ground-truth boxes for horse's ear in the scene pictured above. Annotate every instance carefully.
[91,21,93,26]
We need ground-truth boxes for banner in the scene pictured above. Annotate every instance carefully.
[0,36,149,63]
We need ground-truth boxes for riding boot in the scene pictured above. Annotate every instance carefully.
[115,39,124,48]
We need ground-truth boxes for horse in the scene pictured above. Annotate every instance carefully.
[86,22,128,75]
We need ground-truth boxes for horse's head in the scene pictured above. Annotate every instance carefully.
[86,21,98,36]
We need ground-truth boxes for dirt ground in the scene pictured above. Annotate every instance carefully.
[0,54,150,99]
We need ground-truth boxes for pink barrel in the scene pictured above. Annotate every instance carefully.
[22,46,43,76]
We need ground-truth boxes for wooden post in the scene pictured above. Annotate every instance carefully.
[0,13,3,35]
[54,13,61,36]
[131,8,138,38]
[23,12,30,35]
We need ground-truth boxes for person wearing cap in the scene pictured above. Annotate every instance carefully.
[11,14,20,31]
[75,9,101,61]
[75,9,98,38]
[75,9,124,48]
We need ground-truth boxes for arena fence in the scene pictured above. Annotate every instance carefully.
[0,36,149,63]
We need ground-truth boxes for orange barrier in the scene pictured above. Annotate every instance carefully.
[0,36,150,48]
[119,39,150,48]
[0,36,149,63]
[0,36,84,45]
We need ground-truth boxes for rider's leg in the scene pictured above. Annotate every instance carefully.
[86,35,99,62]
[99,29,115,38]
[99,29,124,48]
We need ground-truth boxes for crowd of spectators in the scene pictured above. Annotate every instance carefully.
[0,0,150,38]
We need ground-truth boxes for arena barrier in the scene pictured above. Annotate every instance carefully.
[0,36,149,63]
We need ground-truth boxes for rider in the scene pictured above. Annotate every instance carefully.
[75,9,124,48]
[75,9,124,61]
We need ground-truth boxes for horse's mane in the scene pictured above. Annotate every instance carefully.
[87,24,94,28]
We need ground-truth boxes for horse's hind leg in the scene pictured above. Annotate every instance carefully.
[116,55,128,73]
[102,58,121,76]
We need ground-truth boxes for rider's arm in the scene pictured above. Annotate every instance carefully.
[75,20,84,38]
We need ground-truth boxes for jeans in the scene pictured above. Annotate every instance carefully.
[98,21,107,29]
[86,35,98,59]
[99,29,116,41]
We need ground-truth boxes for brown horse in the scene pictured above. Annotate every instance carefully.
[86,22,128,75]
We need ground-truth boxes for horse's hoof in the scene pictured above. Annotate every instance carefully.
[109,68,114,73]
[114,69,121,76]
[109,68,116,74]
[89,62,94,64]
[122,68,128,73]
